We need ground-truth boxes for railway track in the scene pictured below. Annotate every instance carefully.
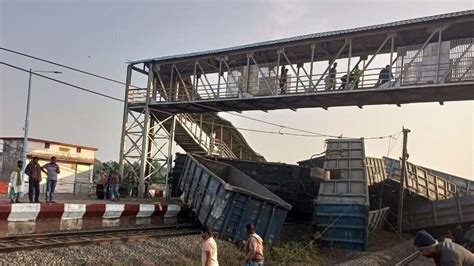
[0,224,200,253]
[395,251,420,266]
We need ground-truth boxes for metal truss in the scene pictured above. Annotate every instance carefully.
[119,64,176,199]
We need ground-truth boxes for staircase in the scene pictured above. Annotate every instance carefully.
[155,112,265,162]
[131,70,265,162]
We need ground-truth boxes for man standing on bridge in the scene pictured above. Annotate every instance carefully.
[326,62,337,90]
[376,65,393,87]
[414,230,474,265]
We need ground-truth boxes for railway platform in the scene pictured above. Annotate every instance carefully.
[0,194,181,236]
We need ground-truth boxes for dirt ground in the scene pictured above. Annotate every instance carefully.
[253,222,417,265]
[0,219,422,265]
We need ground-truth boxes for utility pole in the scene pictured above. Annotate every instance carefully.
[21,69,61,175]
[397,127,410,238]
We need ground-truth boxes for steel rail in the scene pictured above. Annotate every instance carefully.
[0,224,200,253]
[395,251,421,266]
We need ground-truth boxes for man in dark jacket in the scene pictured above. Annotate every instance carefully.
[414,230,474,266]
[25,157,42,203]
[376,65,394,87]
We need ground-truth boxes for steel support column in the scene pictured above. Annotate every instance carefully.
[165,115,176,199]
[347,38,352,90]
[388,34,395,87]
[245,54,251,95]
[276,49,282,94]
[193,62,198,100]
[217,57,222,98]
[435,29,443,83]
[309,43,315,92]
[119,65,133,177]
[138,62,154,197]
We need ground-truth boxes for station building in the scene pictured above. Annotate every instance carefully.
[0,137,97,194]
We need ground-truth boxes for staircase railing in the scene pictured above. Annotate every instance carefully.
[176,113,237,159]
[213,139,238,159]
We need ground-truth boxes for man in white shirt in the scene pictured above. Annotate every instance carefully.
[201,225,218,266]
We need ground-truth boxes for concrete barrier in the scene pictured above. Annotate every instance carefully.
[0,202,177,235]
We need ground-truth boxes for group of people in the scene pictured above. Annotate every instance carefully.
[325,62,393,90]
[414,227,474,265]
[277,63,393,93]
[9,156,60,203]
[94,169,122,201]
[201,224,264,266]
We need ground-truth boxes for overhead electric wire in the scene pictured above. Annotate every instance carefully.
[198,119,401,139]
[387,131,402,157]
[0,62,124,103]
[0,47,142,89]
[191,102,400,140]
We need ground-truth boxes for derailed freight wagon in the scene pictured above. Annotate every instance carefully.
[202,156,320,215]
[315,139,370,251]
[179,154,291,244]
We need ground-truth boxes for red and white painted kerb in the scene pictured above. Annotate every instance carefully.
[0,203,180,235]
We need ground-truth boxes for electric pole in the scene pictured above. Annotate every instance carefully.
[397,127,410,238]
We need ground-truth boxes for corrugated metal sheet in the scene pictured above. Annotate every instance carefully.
[318,139,369,205]
[130,10,473,64]
[179,154,290,244]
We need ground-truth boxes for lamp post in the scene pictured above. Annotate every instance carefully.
[21,69,62,174]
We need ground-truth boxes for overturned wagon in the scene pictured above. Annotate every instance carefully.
[179,154,291,244]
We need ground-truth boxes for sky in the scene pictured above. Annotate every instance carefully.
[0,0,473,179]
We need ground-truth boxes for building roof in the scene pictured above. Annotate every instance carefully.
[27,153,95,165]
[130,10,473,65]
[0,137,98,151]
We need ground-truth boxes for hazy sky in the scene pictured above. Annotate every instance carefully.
[1,0,473,179]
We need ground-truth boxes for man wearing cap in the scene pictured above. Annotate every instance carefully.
[414,230,474,265]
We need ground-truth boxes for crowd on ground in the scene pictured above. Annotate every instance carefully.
[9,156,60,203]
[7,156,127,203]
[94,169,123,201]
